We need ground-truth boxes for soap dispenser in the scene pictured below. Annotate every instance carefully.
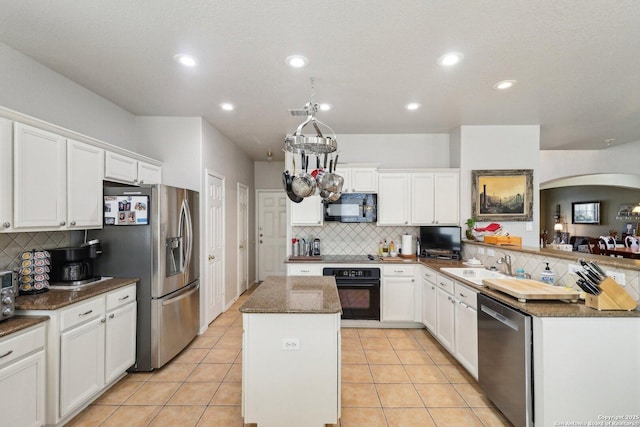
[540,262,555,285]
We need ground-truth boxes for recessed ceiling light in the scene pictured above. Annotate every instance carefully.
[285,55,309,68]
[173,54,198,67]
[319,103,332,111]
[437,52,464,66]
[220,103,235,111]
[493,80,517,90]
[405,102,421,111]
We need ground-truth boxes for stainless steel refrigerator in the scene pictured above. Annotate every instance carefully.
[90,183,200,371]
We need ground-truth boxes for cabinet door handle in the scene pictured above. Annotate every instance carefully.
[431,286,435,290]
[459,293,467,298]
[2,222,10,228]
[109,313,115,319]
[119,295,130,301]
[101,318,106,323]
[70,221,76,226]
[60,221,66,226]
[0,350,13,359]
[79,309,93,317]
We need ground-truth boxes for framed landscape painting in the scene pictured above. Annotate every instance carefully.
[471,169,534,222]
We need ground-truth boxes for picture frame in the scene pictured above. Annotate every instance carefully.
[471,169,533,221]
[622,222,638,236]
[571,201,600,224]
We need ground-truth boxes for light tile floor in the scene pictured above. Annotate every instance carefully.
[68,285,512,426]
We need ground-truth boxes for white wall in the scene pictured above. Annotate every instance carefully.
[135,116,202,191]
[0,42,136,150]
[334,134,450,167]
[539,140,640,183]
[459,125,541,247]
[202,121,256,307]
[255,161,286,190]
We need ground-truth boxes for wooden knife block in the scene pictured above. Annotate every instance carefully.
[584,277,638,311]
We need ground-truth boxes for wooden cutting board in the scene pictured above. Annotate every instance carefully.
[482,278,580,302]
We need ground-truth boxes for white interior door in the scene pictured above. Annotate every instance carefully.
[257,190,287,281]
[237,183,249,295]
[206,173,224,324]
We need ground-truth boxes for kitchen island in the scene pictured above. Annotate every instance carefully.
[240,275,341,427]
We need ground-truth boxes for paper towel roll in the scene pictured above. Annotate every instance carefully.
[402,234,415,256]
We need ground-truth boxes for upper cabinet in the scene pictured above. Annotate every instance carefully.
[290,195,323,226]
[105,151,161,185]
[334,164,377,193]
[13,123,68,229]
[1,113,161,232]
[377,170,459,226]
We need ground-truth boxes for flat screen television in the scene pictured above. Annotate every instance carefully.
[420,226,462,255]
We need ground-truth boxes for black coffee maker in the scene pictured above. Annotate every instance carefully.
[50,240,102,285]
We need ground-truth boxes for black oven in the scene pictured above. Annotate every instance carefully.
[323,267,380,320]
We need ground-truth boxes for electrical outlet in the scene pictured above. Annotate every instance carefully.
[477,247,485,255]
[605,271,625,286]
[282,338,300,351]
[568,264,581,274]
[487,248,495,257]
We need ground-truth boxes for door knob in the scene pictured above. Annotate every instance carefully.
[259,234,263,237]
[208,255,215,260]
[239,245,245,249]
[260,240,263,244]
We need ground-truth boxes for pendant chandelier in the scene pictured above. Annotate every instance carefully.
[284,77,337,155]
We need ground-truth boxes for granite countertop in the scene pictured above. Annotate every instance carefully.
[288,254,640,318]
[15,277,138,311]
[0,315,49,339]
[240,276,342,314]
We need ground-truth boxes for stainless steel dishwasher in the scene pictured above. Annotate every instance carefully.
[478,294,533,427]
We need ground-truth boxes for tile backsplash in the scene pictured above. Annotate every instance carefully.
[292,223,420,255]
[0,231,75,271]
[462,244,640,303]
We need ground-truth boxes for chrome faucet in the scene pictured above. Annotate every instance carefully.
[496,254,513,276]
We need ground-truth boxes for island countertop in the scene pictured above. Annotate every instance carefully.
[240,276,342,314]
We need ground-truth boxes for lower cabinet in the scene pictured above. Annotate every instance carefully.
[421,267,437,333]
[453,283,478,379]
[435,277,455,352]
[381,265,416,322]
[18,283,137,425]
[287,263,323,276]
[0,323,46,427]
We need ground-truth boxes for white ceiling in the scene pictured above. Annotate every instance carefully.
[1,1,639,161]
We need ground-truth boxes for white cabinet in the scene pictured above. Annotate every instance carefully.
[67,139,104,229]
[13,122,67,229]
[0,117,13,232]
[0,323,46,427]
[334,165,377,193]
[381,265,416,321]
[6,122,105,231]
[435,274,455,352]
[290,195,323,226]
[378,170,459,226]
[454,282,478,379]
[104,290,137,384]
[60,314,105,417]
[377,173,410,225]
[17,283,137,425]
[105,151,161,185]
[287,264,323,276]
[421,267,437,332]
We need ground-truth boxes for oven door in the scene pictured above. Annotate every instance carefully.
[336,281,380,320]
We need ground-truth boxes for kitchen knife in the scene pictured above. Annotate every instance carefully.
[579,260,603,282]
[576,279,594,294]
[589,261,607,278]
[576,271,599,289]
[577,278,600,295]
[584,268,602,285]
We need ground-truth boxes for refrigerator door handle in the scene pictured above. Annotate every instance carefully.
[161,281,200,306]
[182,197,193,272]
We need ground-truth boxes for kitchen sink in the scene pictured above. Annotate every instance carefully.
[439,268,507,286]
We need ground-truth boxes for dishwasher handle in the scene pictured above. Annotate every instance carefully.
[481,304,519,332]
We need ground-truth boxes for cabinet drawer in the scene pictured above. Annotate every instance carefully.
[383,265,415,277]
[60,296,105,331]
[0,324,45,367]
[454,282,478,310]
[106,285,137,311]
[436,274,454,294]
[422,267,436,284]
[287,264,323,276]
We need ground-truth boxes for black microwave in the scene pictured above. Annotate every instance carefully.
[324,193,377,223]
